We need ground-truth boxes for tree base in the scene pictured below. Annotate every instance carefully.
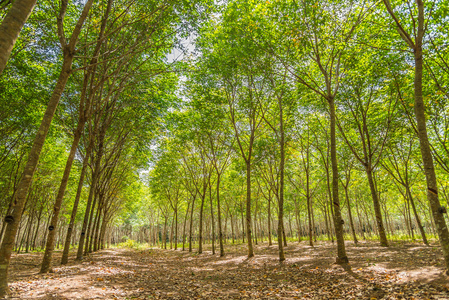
[335,256,349,265]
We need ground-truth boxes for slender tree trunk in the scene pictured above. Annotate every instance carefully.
[163,216,167,249]
[92,202,103,252]
[241,205,245,243]
[209,184,215,255]
[88,199,101,253]
[267,194,272,246]
[325,169,335,243]
[61,140,92,264]
[99,215,108,249]
[24,212,34,253]
[278,106,286,261]
[77,126,105,260]
[230,213,235,244]
[182,201,190,251]
[407,187,428,245]
[245,160,254,257]
[198,193,205,254]
[307,194,313,247]
[328,97,348,264]
[84,192,98,255]
[344,187,358,245]
[174,208,178,250]
[383,0,449,272]
[0,2,95,293]
[32,211,42,250]
[189,194,196,252]
[40,119,87,273]
[0,0,37,74]
[324,202,331,241]
[169,215,174,250]
[216,175,225,256]
[406,194,414,239]
[366,168,388,246]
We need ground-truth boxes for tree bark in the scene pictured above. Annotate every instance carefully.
[188,193,196,252]
[0,0,94,293]
[216,174,225,256]
[0,0,37,74]
[246,160,254,257]
[328,97,348,264]
[366,169,388,246]
[414,43,449,269]
[198,192,205,254]
[407,187,428,245]
[40,117,88,273]
[383,0,449,273]
[61,139,92,264]
[267,194,272,246]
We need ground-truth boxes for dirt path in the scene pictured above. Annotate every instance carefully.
[8,241,449,299]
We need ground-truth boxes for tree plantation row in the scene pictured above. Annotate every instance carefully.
[0,0,449,298]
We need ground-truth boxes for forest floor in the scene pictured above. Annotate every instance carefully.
[7,240,449,299]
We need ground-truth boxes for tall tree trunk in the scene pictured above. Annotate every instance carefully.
[169,215,174,250]
[406,194,414,239]
[383,0,449,273]
[407,187,428,245]
[209,183,215,255]
[92,201,103,252]
[88,198,101,253]
[216,174,225,257]
[414,45,449,264]
[366,168,388,246]
[77,124,105,259]
[324,202,331,241]
[307,194,313,247]
[245,160,254,258]
[278,103,285,261]
[328,97,348,264]
[163,216,167,249]
[40,118,88,273]
[174,208,178,250]
[61,140,92,264]
[344,187,358,245]
[182,201,190,251]
[198,194,205,254]
[188,194,196,252]
[0,1,94,293]
[84,191,98,255]
[0,0,37,74]
[267,194,272,246]
[76,171,97,259]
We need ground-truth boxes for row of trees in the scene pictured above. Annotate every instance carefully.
[0,0,212,296]
[144,0,449,273]
[0,0,449,297]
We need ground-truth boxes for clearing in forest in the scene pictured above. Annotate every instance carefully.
[8,241,449,299]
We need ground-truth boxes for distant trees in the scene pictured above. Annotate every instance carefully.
[1,0,449,295]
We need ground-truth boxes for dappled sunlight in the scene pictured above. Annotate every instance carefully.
[9,241,449,299]
[211,255,247,265]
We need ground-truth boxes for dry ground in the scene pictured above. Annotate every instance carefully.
[7,240,449,299]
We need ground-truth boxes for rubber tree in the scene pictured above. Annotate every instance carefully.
[0,0,94,296]
[0,0,37,74]
[336,59,395,247]
[382,0,449,272]
[272,0,372,264]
